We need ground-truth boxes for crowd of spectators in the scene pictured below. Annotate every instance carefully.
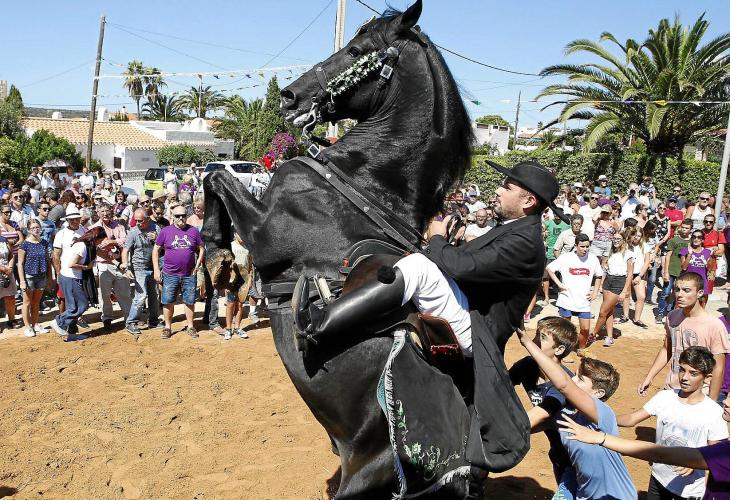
[0,166,262,341]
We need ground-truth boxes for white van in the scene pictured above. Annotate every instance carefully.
[202,161,259,188]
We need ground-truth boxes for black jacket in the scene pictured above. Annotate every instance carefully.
[425,214,544,472]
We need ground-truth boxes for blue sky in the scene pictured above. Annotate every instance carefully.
[3,0,728,127]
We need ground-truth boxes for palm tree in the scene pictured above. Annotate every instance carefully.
[142,95,185,122]
[537,15,730,156]
[214,95,266,158]
[180,85,224,119]
[123,60,145,118]
[144,67,166,106]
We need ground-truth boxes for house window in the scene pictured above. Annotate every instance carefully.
[113,157,122,169]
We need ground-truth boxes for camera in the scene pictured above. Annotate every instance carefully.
[0,274,11,289]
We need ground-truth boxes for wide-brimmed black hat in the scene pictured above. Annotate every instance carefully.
[485,160,569,223]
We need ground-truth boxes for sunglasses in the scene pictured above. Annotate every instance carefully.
[590,196,600,200]
[12,195,21,199]
[133,218,147,223]
[673,189,681,192]
[704,220,715,224]
[699,197,710,201]
[1,211,10,215]
[691,236,704,240]
[39,207,50,211]
[172,213,187,219]
[140,201,150,205]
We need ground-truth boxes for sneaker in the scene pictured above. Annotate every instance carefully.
[76,318,89,329]
[523,313,530,322]
[213,325,226,335]
[34,324,50,334]
[50,318,68,337]
[126,324,141,336]
[655,315,665,325]
[223,329,232,341]
[603,337,615,347]
[24,327,36,338]
[632,319,649,329]
[103,319,113,330]
[187,326,198,338]
[614,317,629,324]
[536,300,547,307]
[236,328,249,339]
[161,327,171,340]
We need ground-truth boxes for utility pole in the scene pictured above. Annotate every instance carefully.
[86,15,106,170]
[328,0,347,139]
[512,90,521,150]
[197,74,203,118]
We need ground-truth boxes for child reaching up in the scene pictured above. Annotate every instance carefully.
[515,326,637,500]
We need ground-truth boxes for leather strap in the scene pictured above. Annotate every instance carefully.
[298,156,423,253]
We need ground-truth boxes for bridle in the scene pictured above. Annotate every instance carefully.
[301,24,425,152]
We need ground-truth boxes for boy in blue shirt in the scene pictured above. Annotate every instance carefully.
[516,326,637,500]
[509,317,578,497]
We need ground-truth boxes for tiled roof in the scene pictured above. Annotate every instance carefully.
[22,117,169,150]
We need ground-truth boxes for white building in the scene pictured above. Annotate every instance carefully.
[21,111,234,180]
[471,122,510,155]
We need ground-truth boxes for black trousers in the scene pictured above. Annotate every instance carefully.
[647,475,699,500]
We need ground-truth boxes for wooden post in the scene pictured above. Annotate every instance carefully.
[86,15,106,170]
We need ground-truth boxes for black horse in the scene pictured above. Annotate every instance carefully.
[202,2,475,497]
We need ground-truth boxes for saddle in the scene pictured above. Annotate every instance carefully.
[338,242,465,369]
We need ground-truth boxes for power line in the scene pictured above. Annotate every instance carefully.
[105,22,314,64]
[107,23,231,71]
[218,0,335,88]
[353,0,542,76]
[18,60,95,88]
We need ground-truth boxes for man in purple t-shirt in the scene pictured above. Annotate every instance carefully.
[152,204,204,340]
[720,292,730,404]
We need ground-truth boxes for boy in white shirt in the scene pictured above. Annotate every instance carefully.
[617,346,728,499]
[546,233,603,350]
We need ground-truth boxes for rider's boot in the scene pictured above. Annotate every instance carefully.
[292,266,405,352]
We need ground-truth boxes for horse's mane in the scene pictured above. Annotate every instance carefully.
[370,9,474,212]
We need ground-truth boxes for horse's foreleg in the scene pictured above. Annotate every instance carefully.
[202,170,266,289]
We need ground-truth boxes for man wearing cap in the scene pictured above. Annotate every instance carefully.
[52,204,87,318]
[594,175,611,199]
[293,160,563,472]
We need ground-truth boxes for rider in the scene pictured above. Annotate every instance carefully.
[293,160,567,471]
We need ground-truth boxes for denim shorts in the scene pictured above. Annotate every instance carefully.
[558,307,591,320]
[25,273,48,291]
[589,239,612,257]
[161,273,197,305]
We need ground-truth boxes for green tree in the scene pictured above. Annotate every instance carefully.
[142,95,185,122]
[259,76,288,141]
[180,85,224,118]
[6,85,24,114]
[214,95,266,159]
[11,130,81,178]
[538,14,730,156]
[123,60,146,118]
[157,143,216,166]
[0,100,23,139]
[143,67,166,106]
[475,114,511,130]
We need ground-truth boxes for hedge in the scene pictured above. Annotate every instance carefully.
[465,151,727,200]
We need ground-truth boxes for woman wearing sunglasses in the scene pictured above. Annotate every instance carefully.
[679,230,713,296]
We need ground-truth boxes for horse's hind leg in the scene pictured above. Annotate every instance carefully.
[336,446,396,500]
[202,170,266,288]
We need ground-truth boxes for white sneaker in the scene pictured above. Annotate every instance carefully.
[24,327,36,338]
[50,318,68,336]
[34,325,50,334]
[237,328,249,339]
[223,329,232,341]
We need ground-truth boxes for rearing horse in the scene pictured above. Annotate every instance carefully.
[202,2,475,497]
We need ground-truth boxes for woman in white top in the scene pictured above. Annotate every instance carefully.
[687,192,714,230]
[591,229,634,347]
[621,225,653,329]
[163,166,178,195]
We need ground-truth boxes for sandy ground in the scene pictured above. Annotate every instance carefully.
[0,290,728,499]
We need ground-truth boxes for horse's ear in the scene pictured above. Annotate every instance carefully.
[396,0,422,34]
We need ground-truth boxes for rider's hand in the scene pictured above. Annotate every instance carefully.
[427,215,451,240]
[637,378,652,397]
[515,326,531,346]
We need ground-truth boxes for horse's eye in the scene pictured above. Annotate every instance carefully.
[348,47,361,57]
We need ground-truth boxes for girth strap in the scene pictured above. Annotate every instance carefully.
[297,156,424,253]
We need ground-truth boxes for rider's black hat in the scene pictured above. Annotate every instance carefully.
[485,160,569,223]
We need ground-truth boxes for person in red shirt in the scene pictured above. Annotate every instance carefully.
[702,214,726,294]
[664,197,685,238]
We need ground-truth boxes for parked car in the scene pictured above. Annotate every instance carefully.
[143,166,190,197]
[202,161,258,188]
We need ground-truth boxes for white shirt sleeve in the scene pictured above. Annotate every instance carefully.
[592,255,604,277]
[707,407,730,441]
[643,389,670,416]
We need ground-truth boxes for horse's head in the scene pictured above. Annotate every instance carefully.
[280,0,423,130]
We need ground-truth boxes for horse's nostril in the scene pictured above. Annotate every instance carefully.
[280,89,297,109]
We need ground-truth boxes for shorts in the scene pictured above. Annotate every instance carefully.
[558,307,591,320]
[161,273,197,305]
[589,239,611,257]
[543,257,556,279]
[226,290,240,303]
[602,274,626,295]
[25,274,48,291]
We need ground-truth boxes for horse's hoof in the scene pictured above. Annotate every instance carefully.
[206,248,234,289]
